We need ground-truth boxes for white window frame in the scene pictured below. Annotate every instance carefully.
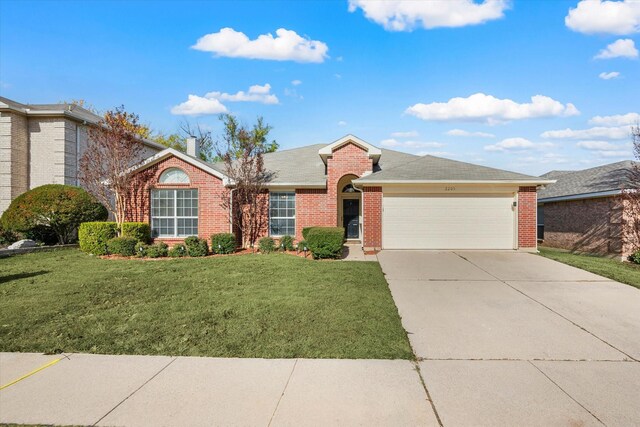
[151,189,198,238]
[159,168,190,184]
[269,191,296,237]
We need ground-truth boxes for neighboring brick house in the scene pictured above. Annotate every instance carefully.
[538,161,638,259]
[0,96,163,215]
[127,134,551,251]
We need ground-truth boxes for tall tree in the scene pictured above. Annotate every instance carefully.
[79,106,154,235]
[216,114,275,248]
[622,125,640,255]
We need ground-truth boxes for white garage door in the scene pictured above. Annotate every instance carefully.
[382,194,515,249]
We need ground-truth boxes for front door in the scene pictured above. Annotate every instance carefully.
[343,199,360,239]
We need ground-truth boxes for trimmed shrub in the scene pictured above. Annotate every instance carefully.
[259,237,276,253]
[0,184,108,244]
[135,242,148,257]
[146,242,168,258]
[107,236,138,256]
[211,233,236,254]
[631,250,640,265]
[302,227,315,240]
[185,236,209,257]
[306,227,345,259]
[0,225,19,246]
[297,240,308,252]
[122,222,151,244]
[279,235,294,251]
[79,222,117,255]
[169,244,188,258]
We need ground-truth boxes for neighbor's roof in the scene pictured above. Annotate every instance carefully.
[212,144,419,187]
[538,160,636,201]
[355,155,551,184]
[0,96,165,151]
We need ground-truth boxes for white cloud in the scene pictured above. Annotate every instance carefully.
[381,138,444,149]
[599,150,632,157]
[205,84,279,104]
[348,0,510,31]
[406,93,579,124]
[338,120,347,126]
[334,73,342,79]
[594,39,638,59]
[589,112,640,126]
[576,140,621,150]
[541,126,631,140]
[170,95,228,116]
[192,28,329,63]
[484,137,553,152]
[446,129,495,138]
[291,80,302,86]
[565,0,640,35]
[390,130,419,138]
[598,71,620,80]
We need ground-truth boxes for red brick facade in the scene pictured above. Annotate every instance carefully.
[125,156,229,245]
[518,186,537,249]
[541,196,634,258]
[127,145,540,251]
[362,187,382,250]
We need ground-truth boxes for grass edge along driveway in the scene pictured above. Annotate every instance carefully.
[538,246,640,289]
[0,248,413,360]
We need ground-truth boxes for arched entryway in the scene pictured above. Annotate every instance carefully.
[337,174,361,240]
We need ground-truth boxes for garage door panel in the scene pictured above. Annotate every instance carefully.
[383,194,515,249]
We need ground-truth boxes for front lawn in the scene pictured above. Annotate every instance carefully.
[0,249,412,359]
[539,247,640,289]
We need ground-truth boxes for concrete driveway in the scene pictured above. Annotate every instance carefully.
[378,250,640,426]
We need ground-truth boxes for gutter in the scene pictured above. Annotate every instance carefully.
[538,189,623,203]
[352,179,556,186]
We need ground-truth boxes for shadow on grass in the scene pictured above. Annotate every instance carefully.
[0,270,50,284]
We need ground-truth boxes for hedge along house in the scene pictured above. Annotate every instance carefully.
[125,135,553,251]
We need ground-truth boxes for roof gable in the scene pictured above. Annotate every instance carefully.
[318,134,382,164]
[132,148,227,181]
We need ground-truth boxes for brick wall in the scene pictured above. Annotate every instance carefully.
[295,188,331,239]
[362,186,382,250]
[518,186,537,249]
[326,143,373,225]
[542,197,625,256]
[125,156,229,245]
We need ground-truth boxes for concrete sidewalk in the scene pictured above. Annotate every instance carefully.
[0,352,438,427]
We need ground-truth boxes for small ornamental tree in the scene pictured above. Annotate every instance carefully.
[620,125,640,255]
[216,114,276,248]
[79,106,154,235]
[0,184,108,244]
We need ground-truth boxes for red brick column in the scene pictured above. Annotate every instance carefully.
[363,186,382,250]
[518,186,537,250]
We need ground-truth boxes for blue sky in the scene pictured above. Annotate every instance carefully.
[1,0,638,175]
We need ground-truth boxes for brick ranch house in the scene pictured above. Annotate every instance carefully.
[125,135,552,251]
[538,160,638,259]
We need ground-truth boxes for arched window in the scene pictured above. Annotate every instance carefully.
[159,168,190,184]
[342,183,356,193]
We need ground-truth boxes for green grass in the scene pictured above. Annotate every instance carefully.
[0,249,412,359]
[539,247,640,289]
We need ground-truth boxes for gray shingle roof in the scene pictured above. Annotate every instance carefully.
[212,144,419,186]
[356,154,545,183]
[538,160,636,200]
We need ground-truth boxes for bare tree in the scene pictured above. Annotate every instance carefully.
[621,125,640,255]
[216,114,275,248]
[79,106,153,235]
[179,120,215,161]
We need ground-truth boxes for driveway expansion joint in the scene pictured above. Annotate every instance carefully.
[411,360,444,427]
[267,358,298,427]
[453,251,637,362]
[528,360,606,426]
